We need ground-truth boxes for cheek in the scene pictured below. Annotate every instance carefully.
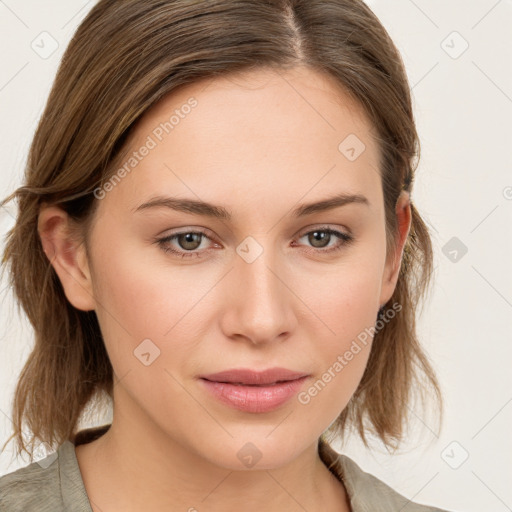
[302,251,384,342]
[89,231,223,377]
[298,304,374,431]
[295,256,383,420]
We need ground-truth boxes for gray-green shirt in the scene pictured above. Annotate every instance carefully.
[0,428,453,511]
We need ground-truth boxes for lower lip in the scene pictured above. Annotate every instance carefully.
[199,377,309,413]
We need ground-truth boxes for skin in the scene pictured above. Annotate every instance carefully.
[38,65,411,512]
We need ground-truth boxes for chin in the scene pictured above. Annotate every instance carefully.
[189,429,312,471]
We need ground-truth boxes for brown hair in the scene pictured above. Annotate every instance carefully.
[1,0,442,460]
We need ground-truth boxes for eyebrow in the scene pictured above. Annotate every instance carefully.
[132,192,370,220]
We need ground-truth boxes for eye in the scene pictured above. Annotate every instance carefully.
[155,225,354,259]
[294,226,354,255]
[156,229,215,259]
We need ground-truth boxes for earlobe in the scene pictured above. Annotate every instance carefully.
[37,204,96,312]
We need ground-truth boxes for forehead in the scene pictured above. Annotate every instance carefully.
[99,65,382,218]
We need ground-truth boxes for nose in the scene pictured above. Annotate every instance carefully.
[219,245,297,346]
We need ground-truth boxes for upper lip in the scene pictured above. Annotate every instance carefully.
[199,367,310,386]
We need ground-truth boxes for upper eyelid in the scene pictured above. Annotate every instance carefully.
[297,224,351,237]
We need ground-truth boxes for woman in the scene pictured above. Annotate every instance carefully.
[0,1,452,510]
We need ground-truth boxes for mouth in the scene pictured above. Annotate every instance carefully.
[203,380,300,386]
[198,367,310,386]
[198,368,310,413]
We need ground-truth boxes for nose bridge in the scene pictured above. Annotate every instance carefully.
[239,245,280,300]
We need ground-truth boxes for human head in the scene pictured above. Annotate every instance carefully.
[1,0,441,461]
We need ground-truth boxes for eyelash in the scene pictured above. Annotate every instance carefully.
[155,226,354,259]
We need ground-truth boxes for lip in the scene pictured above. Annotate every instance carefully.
[199,368,310,385]
[198,368,310,413]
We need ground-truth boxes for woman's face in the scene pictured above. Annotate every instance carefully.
[53,65,409,469]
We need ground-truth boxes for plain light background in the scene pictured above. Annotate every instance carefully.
[0,1,511,511]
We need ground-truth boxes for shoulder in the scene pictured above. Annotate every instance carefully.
[318,439,455,512]
[338,454,452,511]
[0,441,90,512]
[0,449,62,511]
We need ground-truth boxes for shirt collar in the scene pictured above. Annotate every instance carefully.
[318,436,425,511]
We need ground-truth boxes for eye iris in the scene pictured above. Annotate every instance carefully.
[309,230,330,248]
[178,233,202,250]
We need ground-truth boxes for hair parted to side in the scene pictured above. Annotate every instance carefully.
[1,0,442,460]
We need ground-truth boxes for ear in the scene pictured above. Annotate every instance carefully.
[37,203,96,312]
[379,190,412,308]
